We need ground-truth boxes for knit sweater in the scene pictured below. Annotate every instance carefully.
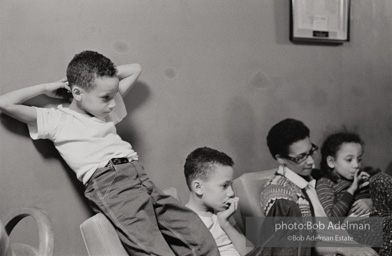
[260,173,313,217]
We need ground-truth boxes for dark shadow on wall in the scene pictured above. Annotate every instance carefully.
[273,0,290,45]
[385,160,392,176]
[33,140,95,215]
[0,114,30,136]
[0,113,94,214]
[224,96,258,177]
[116,81,150,151]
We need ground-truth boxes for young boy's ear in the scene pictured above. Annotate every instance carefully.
[191,180,203,196]
[71,86,83,101]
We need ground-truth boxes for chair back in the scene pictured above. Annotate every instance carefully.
[232,169,276,232]
[80,213,128,256]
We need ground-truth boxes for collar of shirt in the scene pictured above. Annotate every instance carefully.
[58,105,106,122]
[277,165,326,217]
[277,165,315,189]
[57,92,127,124]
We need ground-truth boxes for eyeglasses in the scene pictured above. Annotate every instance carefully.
[284,144,319,164]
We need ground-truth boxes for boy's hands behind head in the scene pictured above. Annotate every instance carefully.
[217,197,239,229]
[44,78,71,100]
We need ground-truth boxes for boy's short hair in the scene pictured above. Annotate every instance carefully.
[66,50,117,91]
[266,118,310,159]
[184,147,234,190]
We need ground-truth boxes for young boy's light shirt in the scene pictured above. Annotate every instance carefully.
[198,214,240,256]
[28,93,138,184]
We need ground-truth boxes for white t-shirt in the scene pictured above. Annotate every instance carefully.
[198,214,240,256]
[28,93,138,184]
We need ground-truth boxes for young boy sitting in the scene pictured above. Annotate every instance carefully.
[0,51,219,256]
[184,147,259,256]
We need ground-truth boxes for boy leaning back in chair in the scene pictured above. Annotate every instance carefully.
[0,50,220,256]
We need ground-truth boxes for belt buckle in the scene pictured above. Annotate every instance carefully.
[111,158,129,165]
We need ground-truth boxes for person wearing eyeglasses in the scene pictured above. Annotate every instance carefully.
[257,118,378,256]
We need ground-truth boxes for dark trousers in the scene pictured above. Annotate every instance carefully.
[84,160,220,256]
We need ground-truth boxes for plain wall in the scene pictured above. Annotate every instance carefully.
[1,0,391,255]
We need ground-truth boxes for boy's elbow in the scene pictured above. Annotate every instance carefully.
[0,95,18,112]
[0,102,14,117]
[133,63,142,75]
[0,97,10,112]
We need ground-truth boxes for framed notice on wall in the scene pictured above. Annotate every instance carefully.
[290,0,350,44]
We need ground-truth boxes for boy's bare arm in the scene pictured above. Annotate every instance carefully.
[116,64,142,97]
[219,221,254,256]
[217,197,254,256]
[0,78,69,124]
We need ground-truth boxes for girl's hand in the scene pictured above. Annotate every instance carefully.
[348,169,361,193]
[217,197,239,228]
[44,78,70,99]
[351,198,373,216]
